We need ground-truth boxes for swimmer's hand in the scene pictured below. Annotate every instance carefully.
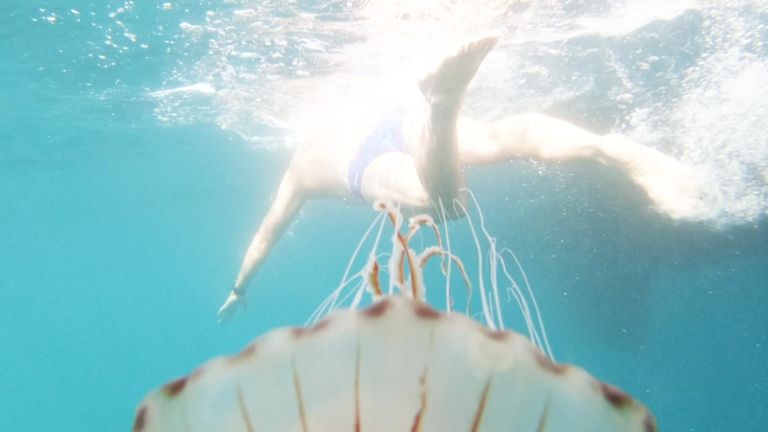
[217,287,246,323]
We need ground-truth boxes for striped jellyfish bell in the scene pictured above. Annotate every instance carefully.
[134,200,656,432]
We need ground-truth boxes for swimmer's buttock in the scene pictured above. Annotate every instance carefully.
[347,111,406,200]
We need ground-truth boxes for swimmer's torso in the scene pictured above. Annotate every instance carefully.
[288,108,430,207]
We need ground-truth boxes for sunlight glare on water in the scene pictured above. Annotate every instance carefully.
[146,0,768,225]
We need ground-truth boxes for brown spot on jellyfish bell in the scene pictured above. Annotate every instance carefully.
[132,405,147,432]
[413,300,441,319]
[361,297,391,318]
[533,349,568,375]
[162,376,188,398]
[601,382,633,409]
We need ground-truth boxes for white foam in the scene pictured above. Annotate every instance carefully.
[179,21,204,35]
[618,2,768,225]
[233,9,256,19]
[673,57,768,224]
[149,83,216,98]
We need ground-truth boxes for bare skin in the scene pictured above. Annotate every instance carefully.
[218,33,706,321]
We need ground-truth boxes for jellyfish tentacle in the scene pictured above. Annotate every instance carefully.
[496,252,540,350]
[463,188,505,331]
[350,278,367,310]
[360,206,390,303]
[307,211,386,325]
[405,246,422,300]
[438,198,456,313]
[366,260,382,299]
[376,200,423,299]
[375,200,408,295]
[501,247,554,361]
[416,246,473,302]
[391,231,407,294]
[452,197,495,330]
[408,213,450,276]
[416,245,443,268]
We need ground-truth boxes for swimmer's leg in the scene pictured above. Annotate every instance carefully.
[408,33,499,209]
[599,133,709,220]
[455,113,708,220]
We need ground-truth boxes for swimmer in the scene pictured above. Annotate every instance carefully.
[218,33,706,321]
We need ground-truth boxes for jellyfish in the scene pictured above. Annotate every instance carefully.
[134,199,656,431]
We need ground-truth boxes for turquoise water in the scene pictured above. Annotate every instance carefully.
[2,1,767,431]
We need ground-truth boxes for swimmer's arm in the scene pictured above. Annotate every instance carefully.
[218,171,305,321]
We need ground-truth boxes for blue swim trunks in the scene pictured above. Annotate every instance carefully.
[347,111,406,200]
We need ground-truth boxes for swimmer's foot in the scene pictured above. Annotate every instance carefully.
[418,32,500,107]
[412,33,498,213]
[604,135,711,220]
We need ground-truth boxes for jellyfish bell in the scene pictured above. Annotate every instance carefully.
[134,297,655,431]
[135,200,656,431]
